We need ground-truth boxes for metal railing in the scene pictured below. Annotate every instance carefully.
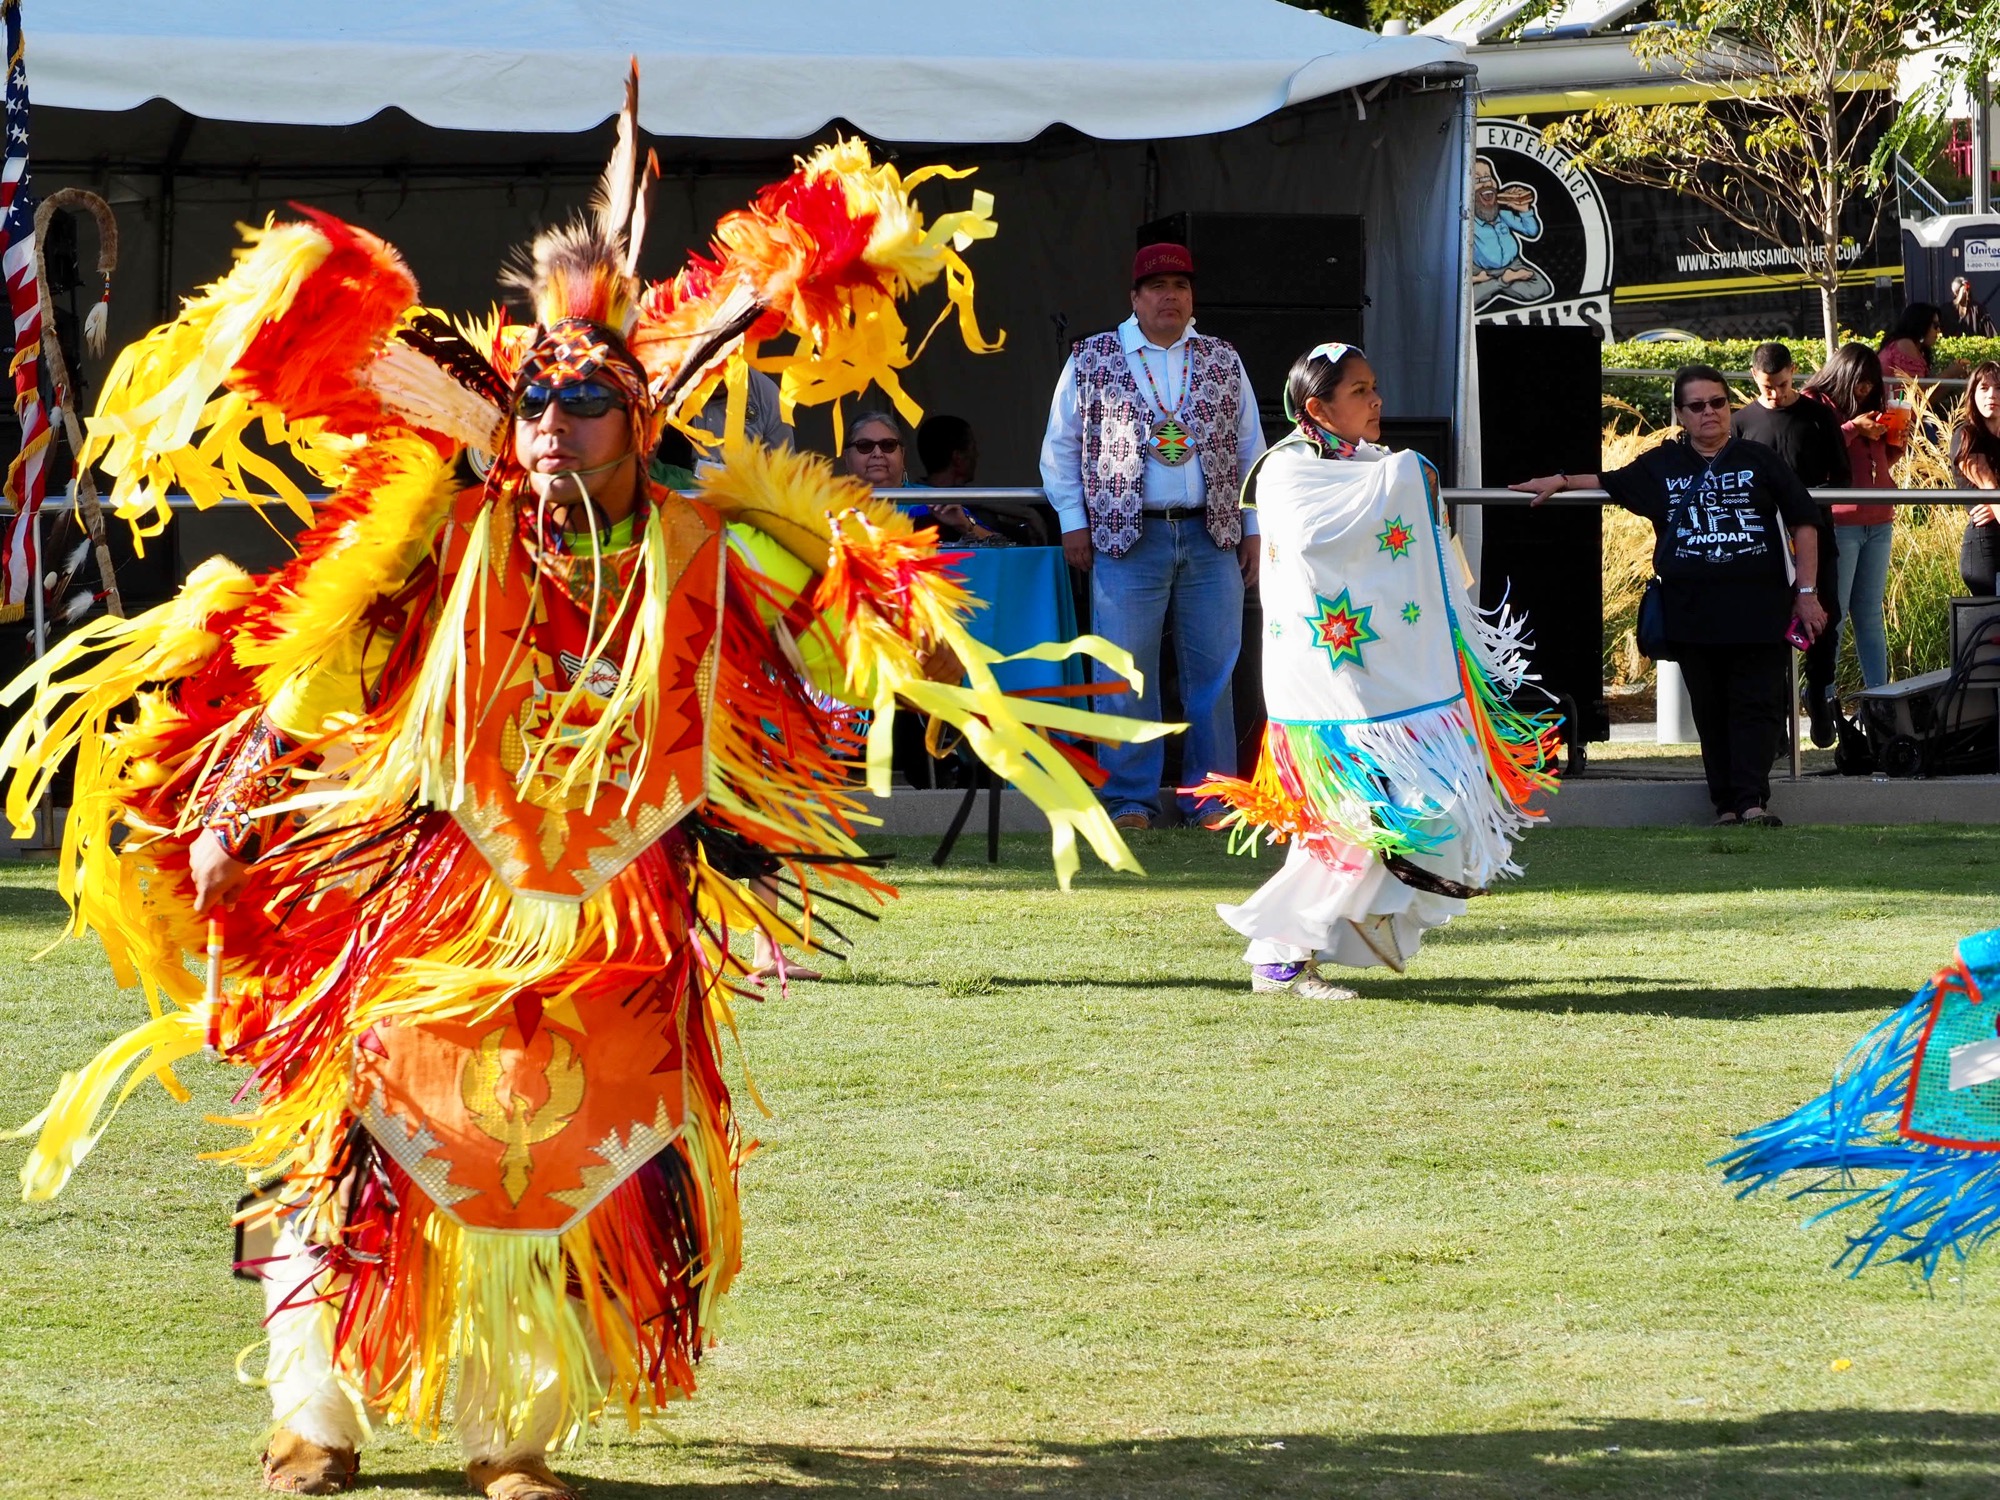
[135,482,1998,789]
[1603,367,1972,389]
[870,486,1994,506]
[873,485,1995,786]
[147,484,1996,510]
[1895,151,1971,222]
[1445,487,1993,506]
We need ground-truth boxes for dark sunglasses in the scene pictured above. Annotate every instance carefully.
[1678,395,1730,413]
[514,382,625,421]
[849,437,902,455]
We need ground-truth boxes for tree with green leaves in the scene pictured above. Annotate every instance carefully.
[1540,0,2000,360]
[1278,0,1453,32]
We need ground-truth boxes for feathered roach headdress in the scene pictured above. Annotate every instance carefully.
[77,62,1002,537]
[487,69,658,472]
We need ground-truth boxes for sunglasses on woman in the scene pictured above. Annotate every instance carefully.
[1678,395,1730,413]
[849,437,902,455]
[514,381,626,421]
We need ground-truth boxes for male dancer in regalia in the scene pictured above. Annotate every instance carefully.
[2,77,1161,1498]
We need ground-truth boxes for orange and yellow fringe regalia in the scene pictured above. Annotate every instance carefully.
[0,74,1170,1473]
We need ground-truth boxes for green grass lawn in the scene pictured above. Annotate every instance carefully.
[4,827,2000,1498]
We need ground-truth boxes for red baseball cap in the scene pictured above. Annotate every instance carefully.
[1132,242,1195,286]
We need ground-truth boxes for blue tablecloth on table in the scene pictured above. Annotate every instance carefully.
[942,546,1082,695]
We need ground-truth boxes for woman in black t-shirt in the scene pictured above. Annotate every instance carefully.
[1512,365,1825,826]
[1951,361,2000,595]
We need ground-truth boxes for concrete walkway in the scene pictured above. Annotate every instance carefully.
[842,772,2000,837]
[9,760,1995,858]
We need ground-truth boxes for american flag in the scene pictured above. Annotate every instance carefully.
[0,0,43,611]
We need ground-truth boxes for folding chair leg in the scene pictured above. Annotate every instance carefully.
[932,779,981,868]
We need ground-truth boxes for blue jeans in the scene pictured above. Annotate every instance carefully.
[1090,516,1244,820]
[1834,522,1893,690]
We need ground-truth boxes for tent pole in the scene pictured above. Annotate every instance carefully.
[155,114,196,325]
[1451,79,1481,583]
[1976,68,1993,216]
[29,484,44,661]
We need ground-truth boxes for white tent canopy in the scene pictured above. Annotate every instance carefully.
[45,0,1461,142]
[34,3,1477,493]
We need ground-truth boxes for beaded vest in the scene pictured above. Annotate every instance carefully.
[1071,330,1245,557]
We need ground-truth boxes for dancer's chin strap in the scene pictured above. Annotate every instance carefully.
[545,451,636,481]
[537,448,639,538]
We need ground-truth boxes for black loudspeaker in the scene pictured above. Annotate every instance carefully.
[1188,306,1365,427]
[1378,417,1454,488]
[1138,211,1366,308]
[1474,324,1608,742]
[179,504,312,579]
[1134,212,1379,779]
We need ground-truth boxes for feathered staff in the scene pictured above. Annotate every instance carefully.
[33,189,121,620]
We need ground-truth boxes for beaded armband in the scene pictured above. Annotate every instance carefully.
[202,718,297,862]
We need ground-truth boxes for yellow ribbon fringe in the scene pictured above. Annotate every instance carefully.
[78,219,349,539]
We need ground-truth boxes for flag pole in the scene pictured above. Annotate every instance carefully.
[27,472,40,659]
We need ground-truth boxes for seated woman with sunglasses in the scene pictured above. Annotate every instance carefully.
[1514,363,1825,827]
[842,410,909,488]
[1196,343,1558,994]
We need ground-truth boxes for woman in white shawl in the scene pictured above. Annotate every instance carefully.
[1197,343,1558,997]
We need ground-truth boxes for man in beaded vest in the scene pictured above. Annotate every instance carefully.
[1039,243,1265,829]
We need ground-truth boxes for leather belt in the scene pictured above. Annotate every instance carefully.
[1143,505,1207,519]
[1383,853,1489,901]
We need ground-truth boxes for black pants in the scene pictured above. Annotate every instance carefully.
[1801,515,1841,708]
[1674,641,1790,817]
[1962,519,2000,596]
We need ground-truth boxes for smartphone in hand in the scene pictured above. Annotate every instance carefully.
[1785,615,1814,651]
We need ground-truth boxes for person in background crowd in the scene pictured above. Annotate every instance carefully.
[698,365,793,450]
[1732,341,1849,744]
[919,413,978,487]
[1953,276,1998,339]
[655,367,793,487]
[1952,361,2000,595]
[845,408,952,804]
[1879,302,1944,383]
[915,413,1012,545]
[1514,364,1825,826]
[1039,241,1264,831]
[843,410,909,489]
[1800,343,1900,690]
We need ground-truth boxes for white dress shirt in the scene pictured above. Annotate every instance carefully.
[1038,314,1264,538]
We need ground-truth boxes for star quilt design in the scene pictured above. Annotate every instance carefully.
[1304,589,1379,672]
[1377,515,1416,560]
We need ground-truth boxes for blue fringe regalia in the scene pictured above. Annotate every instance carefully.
[1720,929,2000,1276]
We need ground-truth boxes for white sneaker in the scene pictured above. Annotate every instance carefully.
[1250,961,1357,1001]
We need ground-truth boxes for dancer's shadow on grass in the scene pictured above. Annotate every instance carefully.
[1357,975,1910,1018]
[365,1408,2000,1497]
[0,879,73,924]
[973,973,1905,1018]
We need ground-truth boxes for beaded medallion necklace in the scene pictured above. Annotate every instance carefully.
[1133,337,1195,468]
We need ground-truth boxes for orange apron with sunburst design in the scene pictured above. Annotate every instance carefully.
[352,490,723,1232]
[351,986,689,1234]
